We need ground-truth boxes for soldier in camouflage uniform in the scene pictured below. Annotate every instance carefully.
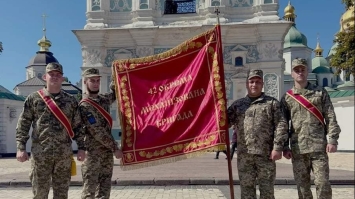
[227,69,288,199]
[281,58,341,199]
[79,68,123,199]
[16,63,86,199]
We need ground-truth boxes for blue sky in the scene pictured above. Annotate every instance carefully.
[0,0,346,91]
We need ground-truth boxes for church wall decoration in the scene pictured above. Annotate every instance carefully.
[92,0,101,11]
[110,0,132,12]
[263,73,279,99]
[230,0,253,7]
[223,45,259,64]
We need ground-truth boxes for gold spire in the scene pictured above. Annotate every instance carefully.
[283,1,296,22]
[340,1,354,32]
[37,14,52,52]
[314,33,323,57]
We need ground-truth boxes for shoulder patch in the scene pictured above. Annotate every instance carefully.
[86,112,96,124]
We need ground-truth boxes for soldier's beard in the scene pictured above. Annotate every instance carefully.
[87,87,99,94]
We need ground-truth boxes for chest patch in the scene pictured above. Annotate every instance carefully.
[87,112,96,124]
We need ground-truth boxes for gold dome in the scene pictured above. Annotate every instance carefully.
[284,1,295,13]
[341,3,354,31]
[37,35,52,52]
[283,1,296,22]
[314,41,323,57]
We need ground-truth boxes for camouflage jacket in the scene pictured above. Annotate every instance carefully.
[281,82,341,154]
[227,93,288,155]
[16,89,85,152]
[79,90,118,152]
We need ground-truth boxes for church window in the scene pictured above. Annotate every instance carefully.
[139,0,149,9]
[345,69,350,81]
[235,57,243,67]
[211,0,220,6]
[37,73,42,78]
[91,0,101,11]
[164,0,196,14]
[323,78,328,87]
[264,0,273,3]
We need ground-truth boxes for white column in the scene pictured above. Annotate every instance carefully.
[87,0,91,12]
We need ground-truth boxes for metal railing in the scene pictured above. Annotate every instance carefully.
[164,0,196,14]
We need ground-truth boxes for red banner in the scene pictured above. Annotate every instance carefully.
[112,25,228,170]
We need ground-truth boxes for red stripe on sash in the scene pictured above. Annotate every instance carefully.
[37,89,74,138]
[286,90,325,126]
[80,98,113,128]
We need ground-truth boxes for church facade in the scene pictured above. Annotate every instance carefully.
[73,0,292,140]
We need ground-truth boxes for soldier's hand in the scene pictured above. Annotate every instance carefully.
[114,150,123,159]
[77,150,86,162]
[16,150,29,162]
[270,150,282,161]
[326,144,337,153]
[109,81,116,91]
[282,150,292,159]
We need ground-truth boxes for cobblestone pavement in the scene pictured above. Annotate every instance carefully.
[0,185,353,199]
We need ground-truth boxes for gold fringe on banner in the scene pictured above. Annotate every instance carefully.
[120,144,226,171]
[111,25,218,70]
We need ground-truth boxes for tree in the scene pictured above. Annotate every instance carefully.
[0,42,3,54]
[330,2,355,78]
[342,0,354,8]
[76,92,82,102]
[63,76,71,83]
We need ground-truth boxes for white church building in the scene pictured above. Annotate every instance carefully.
[0,0,353,156]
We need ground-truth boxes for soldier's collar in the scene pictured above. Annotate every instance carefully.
[292,82,311,94]
[42,88,64,99]
[247,92,265,103]
[82,93,101,101]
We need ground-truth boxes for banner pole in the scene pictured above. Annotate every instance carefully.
[215,7,235,199]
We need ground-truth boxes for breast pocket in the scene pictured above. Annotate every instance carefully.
[255,106,271,120]
[307,94,323,111]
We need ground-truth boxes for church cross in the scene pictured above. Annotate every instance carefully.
[41,14,48,37]
[214,7,220,24]
[317,32,320,43]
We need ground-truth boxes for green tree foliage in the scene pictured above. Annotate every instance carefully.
[330,1,355,78]
[76,92,82,102]
[342,0,354,8]
[63,76,71,83]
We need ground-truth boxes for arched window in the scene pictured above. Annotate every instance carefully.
[37,73,42,78]
[164,0,196,14]
[235,57,243,67]
[323,78,328,87]
[211,0,220,6]
[140,0,148,9]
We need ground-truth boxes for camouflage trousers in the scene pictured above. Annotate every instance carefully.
[292,152,332,199]
[29,153,71,199]
[237,153,276,199]
[81,150,114,199]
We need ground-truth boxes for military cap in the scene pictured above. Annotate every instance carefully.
[46,63,63,74]
[82,68,101,78]
[292,57,307,69]
[247,69,263,80]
